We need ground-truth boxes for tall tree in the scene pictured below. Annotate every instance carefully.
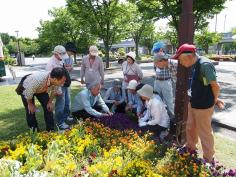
[0,33,11,45]
[37,7,95,55]
[140,29,164,54]
[67,0,128,68]
[195,29,222,54]
[130,0,227,45]
[125,3,154,59]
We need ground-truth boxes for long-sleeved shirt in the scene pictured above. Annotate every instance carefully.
[22,72,59,100]
[80,55,104,84]
[141,94,170,128]
[104,87,125,104]
[45,56,63,71]
[127,92,143,113]
[121,61,143,88]
[72,89,109,117]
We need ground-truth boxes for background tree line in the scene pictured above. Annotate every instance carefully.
[1,0,235,67]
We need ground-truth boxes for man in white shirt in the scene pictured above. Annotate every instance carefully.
[137,84,170,139]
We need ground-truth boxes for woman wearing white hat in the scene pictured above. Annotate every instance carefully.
[125,80,144,116]
[137,84,170,139]
[122,51,143,102]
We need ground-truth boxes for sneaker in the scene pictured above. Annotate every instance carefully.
[59,122,70,130]
[66,116,74,121]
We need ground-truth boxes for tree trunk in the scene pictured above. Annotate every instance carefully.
[133,36,140,60]
[174,0,194,145]
[205,45,209,54]
[104,42,110,68]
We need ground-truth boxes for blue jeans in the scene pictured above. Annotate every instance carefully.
[154,79,174,117]
[55,86,71,125]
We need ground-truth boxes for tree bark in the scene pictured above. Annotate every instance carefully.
[104,42,110,68]
[174,0,194,145]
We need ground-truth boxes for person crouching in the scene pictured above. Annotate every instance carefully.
[137,84,170,140]
[125,79,144,117]
[72,81,113,119]
[104,79,126,113]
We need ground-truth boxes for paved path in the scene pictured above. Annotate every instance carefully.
[1,58,236,133]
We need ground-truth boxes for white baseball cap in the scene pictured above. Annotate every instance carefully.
[89,45,99,56]
[127,80,138,90]
[53,45,69,60]
[137,84,153,99]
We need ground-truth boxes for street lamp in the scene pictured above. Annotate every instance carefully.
[15,30,22,66]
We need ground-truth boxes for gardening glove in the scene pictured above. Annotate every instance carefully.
[139,121,147,127]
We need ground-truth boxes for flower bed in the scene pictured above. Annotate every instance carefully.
[0,118,235,177]
[208,55,236,61]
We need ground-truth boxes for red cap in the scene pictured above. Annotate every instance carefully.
[172,43,196,59]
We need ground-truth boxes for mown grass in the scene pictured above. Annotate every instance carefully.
[0,84,81,140]
[0,84,236,168]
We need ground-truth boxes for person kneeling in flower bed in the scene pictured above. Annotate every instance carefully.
[137,84,170,140]
[103,79,126,113]
[72,81,113,119]
[125,80,144,117]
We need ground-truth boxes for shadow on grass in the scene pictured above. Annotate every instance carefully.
[0,86,81,141]
[0,107,46,141]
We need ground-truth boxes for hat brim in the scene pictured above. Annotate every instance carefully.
[127,56,136,61]
[127,86,136,90]
[171,53,180,59]
[90,51,98,56]
[60,53,69,60]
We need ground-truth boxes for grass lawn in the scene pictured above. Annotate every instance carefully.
[0,84,236,168]
[0,84,81,141]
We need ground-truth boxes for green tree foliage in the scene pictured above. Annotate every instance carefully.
[1,33,39,57]
[195,29,222,54]
[0,33,11,45]
[124,3,154,59]
[164,27,178,51]
[130,0,226,45]
[37,7,95,55]
[140,29,165,54]
[67,0,129,68]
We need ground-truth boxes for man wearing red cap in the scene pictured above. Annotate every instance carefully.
[173,43,224,162]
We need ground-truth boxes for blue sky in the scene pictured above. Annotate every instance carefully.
[0,0,235,39]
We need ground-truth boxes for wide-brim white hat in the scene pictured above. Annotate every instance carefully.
[127,79,138,90]
[137,84,153,99]
[126,51,136,61]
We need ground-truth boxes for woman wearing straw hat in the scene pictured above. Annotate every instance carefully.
[137,84,170,139]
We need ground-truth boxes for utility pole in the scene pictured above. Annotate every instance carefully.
[223,14,227,33]
[15,30,22,66]
[174,0,194,145]
[215,14,218,33]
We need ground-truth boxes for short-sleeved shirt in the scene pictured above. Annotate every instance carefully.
[200,60,216,85]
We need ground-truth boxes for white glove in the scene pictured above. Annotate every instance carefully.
[139,121,147,127]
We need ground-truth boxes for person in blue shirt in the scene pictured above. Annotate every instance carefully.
[125,80,144,117]
[104,79,126,113]
[72,81,113,119]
